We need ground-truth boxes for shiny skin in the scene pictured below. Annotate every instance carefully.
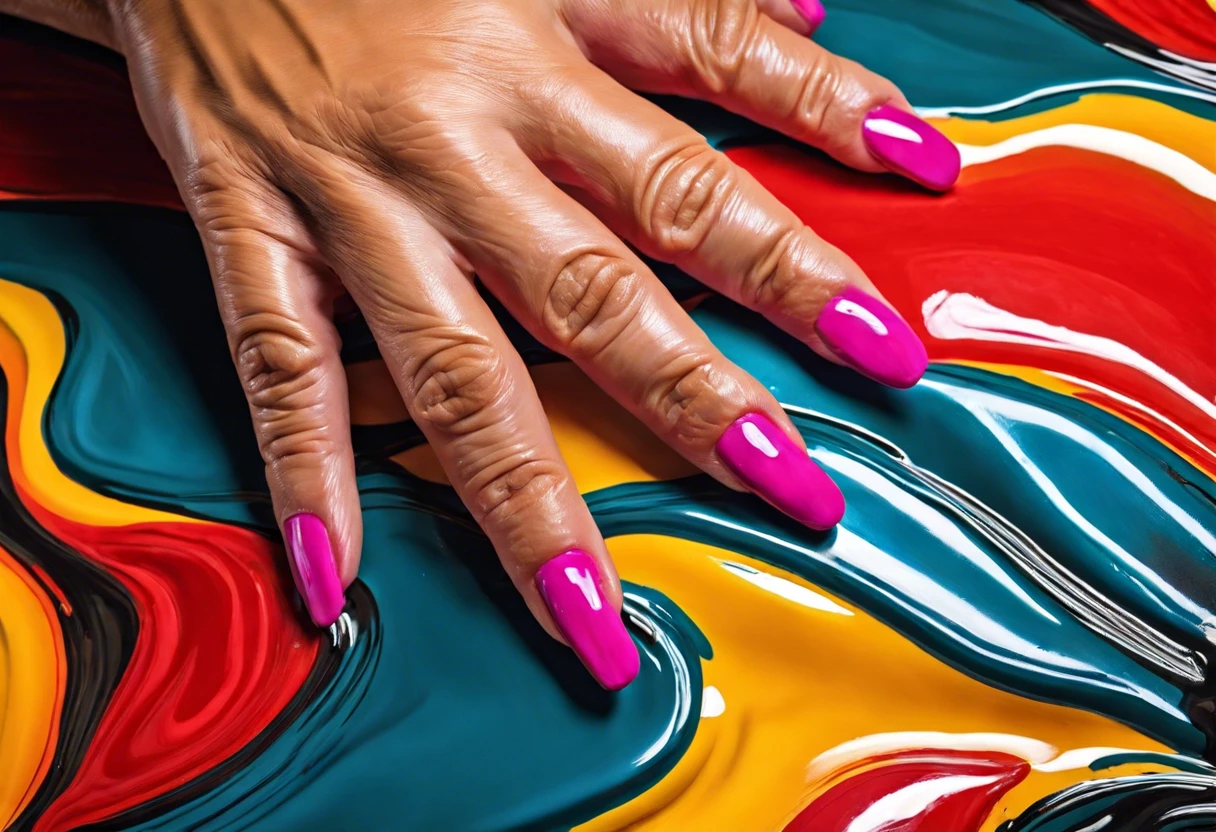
[3,0,936,677]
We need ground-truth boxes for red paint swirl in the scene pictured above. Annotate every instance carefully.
[785,749,1029,832]
[32,515,318,830]
[727,144,1216,475]
[1087,0,1216,61]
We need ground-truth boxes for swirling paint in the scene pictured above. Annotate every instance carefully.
[0,1,1214,830]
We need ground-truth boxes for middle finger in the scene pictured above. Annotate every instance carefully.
[518,68,929,389]
[438,133,846,531]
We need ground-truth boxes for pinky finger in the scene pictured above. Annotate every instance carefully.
[191,177,360,627]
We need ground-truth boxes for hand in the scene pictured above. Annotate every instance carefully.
[96,0,957,689]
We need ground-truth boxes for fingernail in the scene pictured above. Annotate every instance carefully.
[716,413,845,530]
[815,286,928,388]
[535,550,640,691]
[283,513,346,627]
[790,0,826,32]
[862,104,961,191]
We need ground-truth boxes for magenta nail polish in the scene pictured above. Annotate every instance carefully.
[815,286,928,388]
[790,0,825,31]
[862,104,961,191]
[283,512,346,627]
[535,550,640,691]
[716,413,845,530]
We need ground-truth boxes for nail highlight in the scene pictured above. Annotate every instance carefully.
[790,0,826,32]
[283,512,346,627]
[716,413,845,530]
[815,286,928,388]
[535,550,640,691]
[862,104,961,191]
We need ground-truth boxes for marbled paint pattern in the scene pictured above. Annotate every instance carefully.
[1,1,1215,830]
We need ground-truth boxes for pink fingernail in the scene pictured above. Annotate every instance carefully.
[716,413,845,530]
[862,104,961,191]
[791,0,826,31]
[535,550,640,691]
[283,512,346,627]
[815,286,928,388]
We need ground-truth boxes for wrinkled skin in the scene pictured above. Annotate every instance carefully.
[7,0,936,678]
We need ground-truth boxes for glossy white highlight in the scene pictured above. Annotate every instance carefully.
[565,566,602,610]
[953,124,1216,203]
[923,291,1216,422]
[844,775,1003,832]
[718,560,853,616]
[1048,371,1215,459]
[1106,44,1216,91]
[807,733,1057,784]
[742,420,779,458]
[700,685,726,718]
[864,117,924,143]
[833,298,889,336]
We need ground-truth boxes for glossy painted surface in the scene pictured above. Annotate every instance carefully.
[1,1,1214,830]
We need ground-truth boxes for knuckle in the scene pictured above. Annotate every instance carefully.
[473,454,566,525]
[795,55,885,147]
[794,51,845,141]
[232,322,334,463]
[688,0,760,94]
[410,338,512,434]
[650,355,731,447]
[542,252,645,358]
[640,143,734,255]
[235,321,327,408]
[743,227,801,309]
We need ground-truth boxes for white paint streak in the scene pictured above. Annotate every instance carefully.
[916,80,1216,118]
[922,290,1216,422]
[954,124,1216,202]
[806,733,1058,784]
[844,775,1002,832]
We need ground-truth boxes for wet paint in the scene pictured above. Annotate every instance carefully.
[1,1,1215,830]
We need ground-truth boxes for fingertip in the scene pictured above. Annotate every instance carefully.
[283,512,348,627]
[716,412,846,532]
[861,104,961,192]
[535,549,641,690]
[814,286,929,388]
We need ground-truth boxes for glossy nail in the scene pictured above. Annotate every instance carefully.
[862,104,961,191]
[790,0,826,32]
[716,413,845,530]
[535,550,640,691]
[283,512,346,627]
[815,286,928,388]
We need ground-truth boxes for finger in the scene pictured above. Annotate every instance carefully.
[293,162,639,689]
[569,0,959,190]
[429,138,844,530]
[519,71,928,389]
[187,171,358,627]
